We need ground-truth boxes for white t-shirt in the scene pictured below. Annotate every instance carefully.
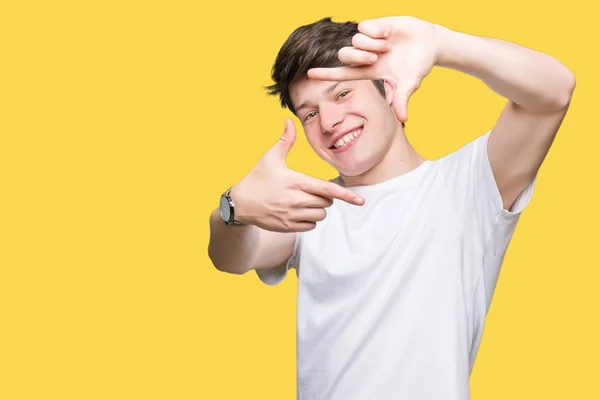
[256,131,537,400]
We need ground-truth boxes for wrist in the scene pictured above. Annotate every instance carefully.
[434,26,485,74]
[433,24,457,68]
[227,185,251,226]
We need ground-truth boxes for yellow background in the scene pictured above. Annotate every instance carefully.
[1,0,598,398]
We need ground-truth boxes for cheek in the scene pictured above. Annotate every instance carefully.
[303,128,323,149]
[368,98,395,126]
[350,96,382,117]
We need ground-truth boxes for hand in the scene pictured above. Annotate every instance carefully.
[308,16,440,122]
[230,119,365,233]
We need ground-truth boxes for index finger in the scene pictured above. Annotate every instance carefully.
[307,65,371,82]
[300,177,365,205]
[358,19,392,39]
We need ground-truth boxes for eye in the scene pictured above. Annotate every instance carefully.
[337,90,351,100]
[304,111,318,121]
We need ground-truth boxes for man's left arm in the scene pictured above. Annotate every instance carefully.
[434,27,576,211]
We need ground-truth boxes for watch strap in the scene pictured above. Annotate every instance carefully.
[222,188,245,226]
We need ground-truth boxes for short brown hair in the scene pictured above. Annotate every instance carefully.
[265,17,389,116]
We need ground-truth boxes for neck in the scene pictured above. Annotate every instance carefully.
[340,128,427,187]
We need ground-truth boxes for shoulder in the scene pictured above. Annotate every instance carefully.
[437,131,491,170]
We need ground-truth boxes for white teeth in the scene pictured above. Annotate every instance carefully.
[333,128,362,149]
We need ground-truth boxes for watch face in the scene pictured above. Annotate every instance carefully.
[219,195,231,222]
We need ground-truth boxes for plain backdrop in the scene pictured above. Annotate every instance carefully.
[1,0,598,399]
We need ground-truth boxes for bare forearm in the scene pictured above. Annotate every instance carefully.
[434,25,575,113]
[208,208,260,275]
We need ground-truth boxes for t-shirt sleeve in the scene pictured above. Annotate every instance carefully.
[441,130,538,256]
[255,233,301,286]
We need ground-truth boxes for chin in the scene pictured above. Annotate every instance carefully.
[324,149,376,177]
[334,160,376,178]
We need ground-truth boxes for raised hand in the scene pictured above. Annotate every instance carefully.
[230,119,365,233]
[307,16,440,123]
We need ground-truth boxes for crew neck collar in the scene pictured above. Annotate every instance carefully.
[333,160,435,194]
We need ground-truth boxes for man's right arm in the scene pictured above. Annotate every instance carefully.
[207,208,296,275]
[207,118,363,276]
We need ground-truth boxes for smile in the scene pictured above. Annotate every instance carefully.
[330,128,363,152]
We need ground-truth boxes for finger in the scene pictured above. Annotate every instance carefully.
[358,19,392,39]
[392,94,408,123]
[292,191,334,209]
[291,222,317,232]
[310,194,334,208]
[271,118,297,160]
[393,85,418,122]
[338,46,378,66]
[258,219,317,233]
[291,208,327,223]
[300,178,365,205]
[307,65,372,82]
[352,33,391,53]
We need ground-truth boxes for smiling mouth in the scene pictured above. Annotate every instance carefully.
[329,127,363,150]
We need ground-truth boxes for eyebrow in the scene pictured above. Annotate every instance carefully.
[295,82,342,113]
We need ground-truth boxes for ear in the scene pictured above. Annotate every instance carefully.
[383,79,397,105]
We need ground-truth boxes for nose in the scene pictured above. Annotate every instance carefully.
[319,102,345,135]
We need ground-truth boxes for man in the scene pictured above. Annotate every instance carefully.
[208,16,575,400]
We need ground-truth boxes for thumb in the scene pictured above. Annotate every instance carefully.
[393,87,414,123]
[273,118,297,159]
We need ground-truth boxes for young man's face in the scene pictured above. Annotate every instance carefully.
[289,78,399,177]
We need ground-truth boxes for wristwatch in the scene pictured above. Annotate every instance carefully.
[219,188,245,226]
